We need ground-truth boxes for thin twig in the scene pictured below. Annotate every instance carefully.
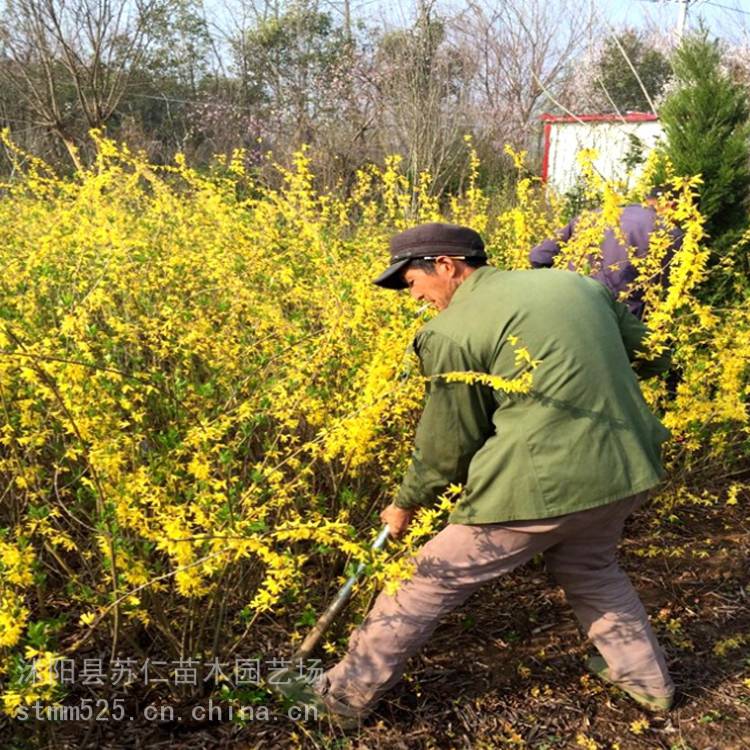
[66,548,229,654]
[0,347,148,382]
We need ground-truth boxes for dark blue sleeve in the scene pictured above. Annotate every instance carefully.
[530,220,575,267]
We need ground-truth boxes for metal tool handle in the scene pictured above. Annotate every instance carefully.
[293,525,390,661]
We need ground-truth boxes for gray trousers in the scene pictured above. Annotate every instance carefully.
[321,492,673,711]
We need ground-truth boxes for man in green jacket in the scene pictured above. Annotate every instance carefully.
[305,222,674,725]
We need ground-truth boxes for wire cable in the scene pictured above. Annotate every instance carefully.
[701,0,750,16]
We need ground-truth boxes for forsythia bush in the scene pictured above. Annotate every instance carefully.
[0,132,747,714]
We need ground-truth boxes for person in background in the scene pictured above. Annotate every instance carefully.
[530,185,683,320]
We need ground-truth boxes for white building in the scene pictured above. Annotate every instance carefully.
[540,113,664,194]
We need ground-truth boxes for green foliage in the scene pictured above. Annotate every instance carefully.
[233,0,349,115]
[378,11,448,91]
[560,180,601,223]
[658,31,750,240]
[145,0,213,89]
[597,30,671,112]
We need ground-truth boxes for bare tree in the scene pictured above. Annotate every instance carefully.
[0,0,165,166]
[362,0,475,195]
[452,0,594,153]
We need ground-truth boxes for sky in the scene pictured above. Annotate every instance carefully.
[607,0,750,42]
[313,0,749,39]
[199,0,750,80]
[204,0,750,46]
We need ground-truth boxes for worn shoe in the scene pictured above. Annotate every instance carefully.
[585,656,674,712]
[267,669,366,730]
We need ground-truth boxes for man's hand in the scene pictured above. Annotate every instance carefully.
[380,503,415,538]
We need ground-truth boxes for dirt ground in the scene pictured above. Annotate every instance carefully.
[4,491,749,750]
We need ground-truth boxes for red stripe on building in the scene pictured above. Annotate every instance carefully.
[539,112,658,124]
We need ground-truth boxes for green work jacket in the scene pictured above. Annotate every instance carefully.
[395,266,671,524]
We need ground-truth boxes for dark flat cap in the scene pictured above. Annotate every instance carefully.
[646,184,676,201]
[373,222,486,290]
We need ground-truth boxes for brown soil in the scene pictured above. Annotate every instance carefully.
[4,493,749,750]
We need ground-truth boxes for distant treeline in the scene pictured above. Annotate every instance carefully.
[0,0,744,191]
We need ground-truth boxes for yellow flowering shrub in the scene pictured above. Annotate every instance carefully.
[0,130,747,715]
